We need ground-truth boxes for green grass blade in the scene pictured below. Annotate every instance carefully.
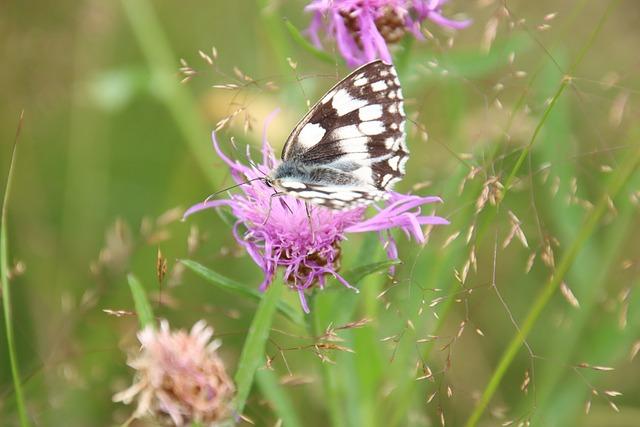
[503,0,620,194]
[1,111,31,426]
[119,0,222,186]
[179,259,304,326]
[532,184,639,424]
[256,0,296,76]
[283,19,335,64]
[464,4,624,424]
[233,280,284,415]
[341,259,400,286]
[255,369,303,427]
[310,240,398,427]
[127,274,155,329]
[465,145,640,427]
[309,297,346,427]
[514,48,629,423]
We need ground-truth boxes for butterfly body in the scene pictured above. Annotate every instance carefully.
[268,60,407,210]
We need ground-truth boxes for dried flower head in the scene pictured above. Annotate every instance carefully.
[113,320,234,426]
[306,0,471,66]
[184,113,448,312]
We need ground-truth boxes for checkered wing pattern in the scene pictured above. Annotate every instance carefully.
[272,60,408,210]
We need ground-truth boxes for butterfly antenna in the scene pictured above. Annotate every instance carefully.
[202,177,266,205]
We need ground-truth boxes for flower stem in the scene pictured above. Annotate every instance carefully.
[309,294,346,427]
[1,111,31,427]
[233,281,284,416]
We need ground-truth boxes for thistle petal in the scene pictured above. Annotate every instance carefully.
[184,115,448,312]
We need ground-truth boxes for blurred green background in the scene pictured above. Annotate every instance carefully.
[1,0,640,426]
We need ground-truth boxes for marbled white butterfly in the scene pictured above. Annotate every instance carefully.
[268,60,408,210]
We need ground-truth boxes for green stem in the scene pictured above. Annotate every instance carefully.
[1,111,31,426]
[120,0,222,186]
[503,0,618,193]
[465,145,640,427]
[255,369,303,427]
[388,1,611,424]
[127,274,155,329]
[309,295,346,427]
[233,281,284,415]
[503,81,567,192]
[465,4,622,424]
[394,36,414,75]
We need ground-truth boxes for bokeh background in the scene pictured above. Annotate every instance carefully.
[1,0,640,426]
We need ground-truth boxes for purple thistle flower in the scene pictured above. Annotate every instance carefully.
[306,0,471,66]
[184,112,448,313]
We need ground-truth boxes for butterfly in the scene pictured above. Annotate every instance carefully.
[268,60,408,210]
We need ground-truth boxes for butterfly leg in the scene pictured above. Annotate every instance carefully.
[305,201,315,242]
[263,191,289,225]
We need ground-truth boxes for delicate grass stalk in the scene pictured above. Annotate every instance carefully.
[310,298,346,427]
[418,15,611,420]
[464,5,622,424]
[503,81,567,192]
[540,273,640,424]
[127,274,155,329]
[311,233,388,427]
[465,146,640,427]
[503,0,620,193]
[233,280,284,415]
[1,111,31,427]
[486,0,591,179]
[530,176,639,424]
[386,166,473,427]
[119,0,222,186]
[518,53,614,421]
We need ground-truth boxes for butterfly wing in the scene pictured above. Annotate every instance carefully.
[276,60,408,209]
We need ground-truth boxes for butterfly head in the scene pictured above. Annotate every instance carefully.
[267,161,308,193]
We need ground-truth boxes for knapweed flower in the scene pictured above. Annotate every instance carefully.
[184,113,448,313]
[113,320,234,426]
[306,0,471,66]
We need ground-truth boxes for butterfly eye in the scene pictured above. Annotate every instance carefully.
[264,179,273,188]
